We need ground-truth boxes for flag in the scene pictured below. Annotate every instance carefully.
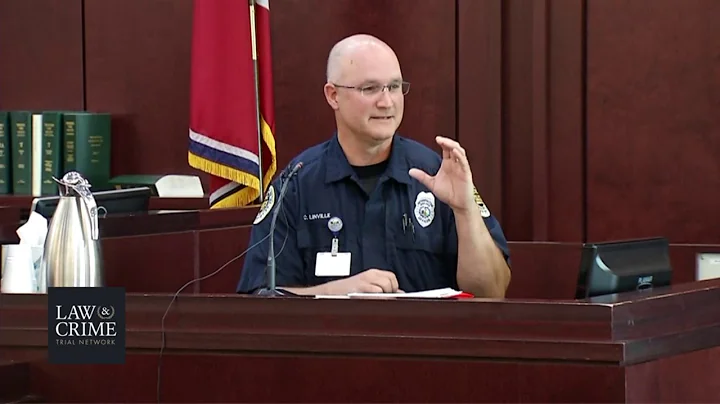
[188,0,277,208]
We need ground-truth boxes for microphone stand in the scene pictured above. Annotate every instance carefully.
[256,162,302,297]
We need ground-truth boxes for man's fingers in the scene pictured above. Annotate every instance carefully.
[370,274,395,293]
[360,284,385,293]
[436,136,467,159]
[364,269,400,293]
[389,273,399,292]
[436,135,461,151]
[377,271,399,292]
[408,168,434,189]
[453,148,470,173]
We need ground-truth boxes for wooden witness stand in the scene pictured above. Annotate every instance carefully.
[0,201,719,403]
[1,280,720,403]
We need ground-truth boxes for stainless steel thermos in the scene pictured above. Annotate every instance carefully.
[38,171,103,291]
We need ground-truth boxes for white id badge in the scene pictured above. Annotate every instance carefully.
[314,252,351,277]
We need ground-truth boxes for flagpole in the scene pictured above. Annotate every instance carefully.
[249,0,264,202]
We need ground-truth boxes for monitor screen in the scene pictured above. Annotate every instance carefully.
[30,187,152,220]
[575,237,673,299]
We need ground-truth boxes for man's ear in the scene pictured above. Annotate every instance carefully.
[324,83,339,110]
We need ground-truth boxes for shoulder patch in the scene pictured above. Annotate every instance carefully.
[253,185,276,225]
[473,187,491,218]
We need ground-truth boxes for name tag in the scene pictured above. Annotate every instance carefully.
[315,252,351,277]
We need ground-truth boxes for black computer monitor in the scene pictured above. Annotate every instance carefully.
[30,187,152,219]
[575,237,673,299]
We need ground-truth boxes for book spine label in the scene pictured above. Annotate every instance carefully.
[41,112,64,195]
[10,111,32,195]
[0,112,10,194]
[63,114,77,173]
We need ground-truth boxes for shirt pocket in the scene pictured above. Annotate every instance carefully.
[393,230,445,254]
[297,225,330,263]
[297,223,356,283]
[391,230,455,291]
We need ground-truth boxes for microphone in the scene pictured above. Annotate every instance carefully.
[259,161,303,296]
[156,160,303,402]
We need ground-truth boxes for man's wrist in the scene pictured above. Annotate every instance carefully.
[452,203,482,220]
[313,283,330,295]
[453,204,492,239]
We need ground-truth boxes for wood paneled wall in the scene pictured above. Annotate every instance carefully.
[2,0,720,245]
[0,0,84,109]
[585,0,720,244]
[83,0,195,178]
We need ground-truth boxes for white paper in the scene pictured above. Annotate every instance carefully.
[347,287,465,298]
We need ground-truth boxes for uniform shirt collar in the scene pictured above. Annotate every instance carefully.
[325,133,412,185]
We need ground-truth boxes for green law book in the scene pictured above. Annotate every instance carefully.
[41,111,64,195]
[0,111,10,194]
[63,112,111,191]
[10,111,32,195]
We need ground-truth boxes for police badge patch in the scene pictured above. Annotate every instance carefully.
[473,187,491,218]
[253,185,276,224]
[414,191,435,228]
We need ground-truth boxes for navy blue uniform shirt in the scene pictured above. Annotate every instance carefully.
[237,134,510,294]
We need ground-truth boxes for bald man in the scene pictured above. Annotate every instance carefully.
[237,34,511,297]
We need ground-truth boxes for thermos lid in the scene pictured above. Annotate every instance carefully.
[52,171,100,240]
[55,171,91,197]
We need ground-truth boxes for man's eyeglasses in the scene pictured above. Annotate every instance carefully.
[333,81,411,97]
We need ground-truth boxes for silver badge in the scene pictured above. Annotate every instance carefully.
[414,191,435,228]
